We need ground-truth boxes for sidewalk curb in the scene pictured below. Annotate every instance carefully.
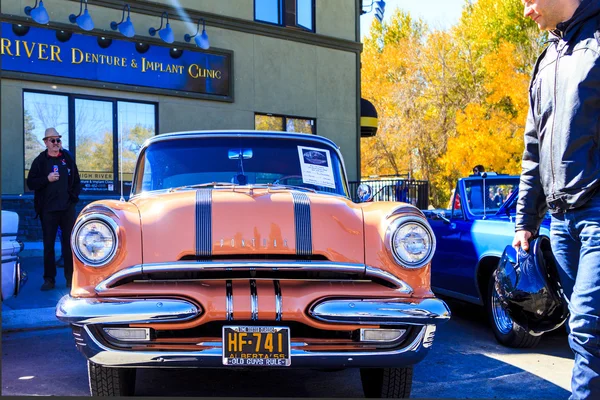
[2,307,68,332]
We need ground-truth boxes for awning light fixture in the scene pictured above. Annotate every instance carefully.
[149,12,174,44]
[69,0,95,31]
[24,0,50,25]
[184,18,210,50]
[110,4,135,38]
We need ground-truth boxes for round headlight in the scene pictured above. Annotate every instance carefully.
[387,217,436,268]
[72,214,118,267]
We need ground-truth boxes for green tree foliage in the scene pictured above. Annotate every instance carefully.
[361,0,545,207]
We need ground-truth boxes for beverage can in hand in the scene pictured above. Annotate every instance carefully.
[53,165,58,173]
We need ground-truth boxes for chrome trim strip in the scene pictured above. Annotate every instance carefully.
[385,205,425,219]
[95,262,412,292]
[423,325,436,348]
[365,266,413,294]
[226,280,233,321]
[80,204,120,220]
[55,295,200,325]
[292,192,312,256]
[309,298,451,326]
[95,266,143,292]
[196,189,212,257]
[274,280,282,322]
[250,279,258,321]
[79,324,431,368]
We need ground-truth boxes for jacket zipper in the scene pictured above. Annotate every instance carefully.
[537,80,542,115]
[549,42,560,197]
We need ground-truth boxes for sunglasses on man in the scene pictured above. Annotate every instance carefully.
[45,138,61,144]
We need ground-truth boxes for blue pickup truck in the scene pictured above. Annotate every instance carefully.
[423,173,551,348]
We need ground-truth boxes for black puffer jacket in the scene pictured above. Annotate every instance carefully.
[516,0,600,234]
[27,148,81,217]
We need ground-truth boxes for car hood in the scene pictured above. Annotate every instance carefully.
[130,189,365,264]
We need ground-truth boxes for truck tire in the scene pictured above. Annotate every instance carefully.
[88,361,136,396]
[487,272,542,348]
[360,367,413,398]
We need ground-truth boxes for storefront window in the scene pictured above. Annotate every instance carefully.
[23,92,69,173]
[23,90,157,195]
[117,101,156,192]
[255,113,315,134]
[75,99,114,192]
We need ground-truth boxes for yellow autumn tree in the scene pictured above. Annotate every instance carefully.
[440,41,530,179]
[361,11,427,177]
[361,0,545,207]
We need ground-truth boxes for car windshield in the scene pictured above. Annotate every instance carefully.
[463,176,519,216]
[131,136,349,197]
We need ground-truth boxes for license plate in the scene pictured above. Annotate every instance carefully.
[222,326,291,367]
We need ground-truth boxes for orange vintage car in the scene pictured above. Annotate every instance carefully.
[56,130,450,397]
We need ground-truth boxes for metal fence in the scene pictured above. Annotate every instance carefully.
[348,178,429,209]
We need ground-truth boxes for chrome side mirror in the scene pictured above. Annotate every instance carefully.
[357,183,373,202]
[435,211,451,224]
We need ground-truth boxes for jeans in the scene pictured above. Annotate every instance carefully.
[40,204,76,283]
[550,192,600,400]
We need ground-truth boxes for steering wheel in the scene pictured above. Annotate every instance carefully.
[273,175,304,185]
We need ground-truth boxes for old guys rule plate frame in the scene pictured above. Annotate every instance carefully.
[222,326,291,367]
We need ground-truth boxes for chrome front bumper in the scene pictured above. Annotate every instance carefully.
[56,295,450,369]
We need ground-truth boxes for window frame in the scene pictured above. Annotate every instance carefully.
[22,89,158,195]
[254,0,316,32]
[254,112,316,135]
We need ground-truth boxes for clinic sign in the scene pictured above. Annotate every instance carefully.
[0,23,231,100]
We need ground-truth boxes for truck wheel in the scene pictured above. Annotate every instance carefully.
[360,367,413,398]
[487,272,541,348]
[88,361,136,396]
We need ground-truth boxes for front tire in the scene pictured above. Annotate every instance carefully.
[88,361,136,396]
[360,367,413,398]
[486,271,541,348]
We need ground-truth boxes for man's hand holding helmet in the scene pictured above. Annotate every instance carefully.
[513,230,533,251]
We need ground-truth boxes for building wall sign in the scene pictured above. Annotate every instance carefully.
[0,23,232,100]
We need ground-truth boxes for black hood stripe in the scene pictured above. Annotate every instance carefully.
[292,192,312,256]
[196,189,212,256]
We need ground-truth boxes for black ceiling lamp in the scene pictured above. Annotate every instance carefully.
[97,36,113,49]
[12,24,31,37]
[55,29,73,42]
[169,48,183,59]
[135,42,150,54]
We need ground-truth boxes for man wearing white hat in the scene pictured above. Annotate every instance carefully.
[27,127,81,291]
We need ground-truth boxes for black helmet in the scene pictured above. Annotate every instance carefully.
[494,236,568,334]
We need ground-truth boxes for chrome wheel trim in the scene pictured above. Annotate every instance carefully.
[491,287,514,335]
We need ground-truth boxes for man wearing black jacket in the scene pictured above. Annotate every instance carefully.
[513,0,600,398]
[27,128,81,291]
